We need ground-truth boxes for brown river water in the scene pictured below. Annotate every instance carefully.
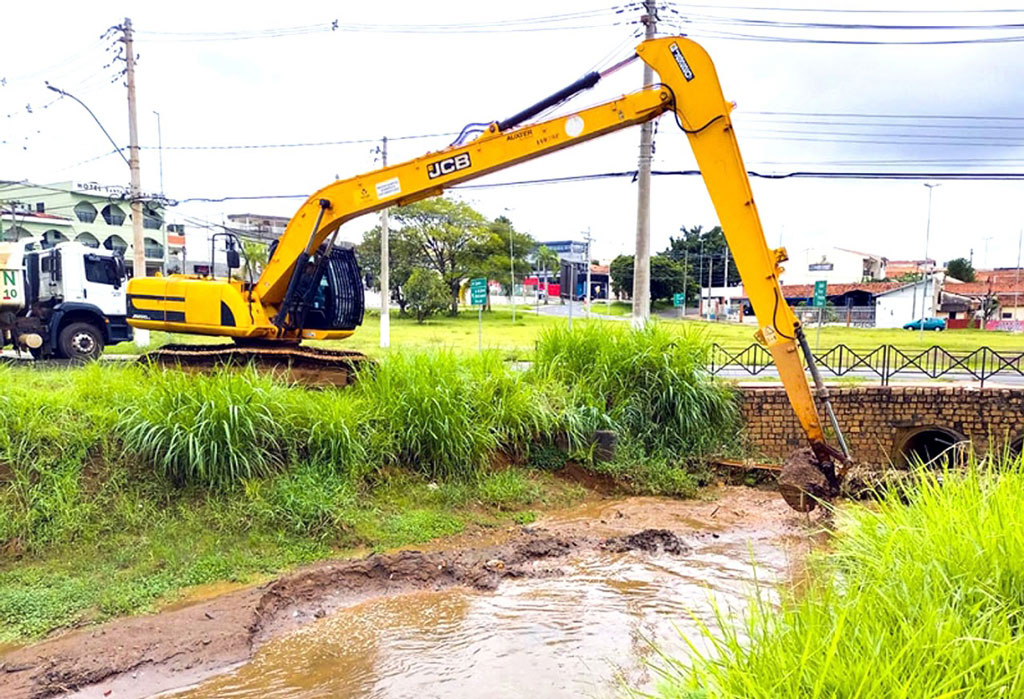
[169,496,798,699]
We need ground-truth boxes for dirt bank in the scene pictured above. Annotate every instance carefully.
[0,486,810,699]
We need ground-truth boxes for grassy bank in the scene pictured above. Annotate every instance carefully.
[658,457,1024,698]
[106,308,1024,360]
[1,325,739,642]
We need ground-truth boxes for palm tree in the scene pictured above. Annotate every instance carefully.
[534,245,560,305]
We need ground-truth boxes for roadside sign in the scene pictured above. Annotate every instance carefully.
[673,292,685,308]
[470,277,487,306]
[813,280,827,308]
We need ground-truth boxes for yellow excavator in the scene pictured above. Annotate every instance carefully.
[128,36,850,510]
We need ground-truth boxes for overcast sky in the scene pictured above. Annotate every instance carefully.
[3,0,1024,274]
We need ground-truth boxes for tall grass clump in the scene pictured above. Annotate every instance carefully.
[533,323,739,457]
[356,350,552,479]
[660,455,1024,698]
[119,367,298,487]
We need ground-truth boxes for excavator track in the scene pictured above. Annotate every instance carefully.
[139,344,369,387]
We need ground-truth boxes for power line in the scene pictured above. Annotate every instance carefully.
[138,130,458,151]
[135,7,634,41]
[666,3,1024,14]
[742,110,1024,121]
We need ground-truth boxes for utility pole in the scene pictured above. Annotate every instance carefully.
[584,227,593,317]
[698,235,705,317]
[508,218,516,323]
[1014,228,1022,327]
[152,110,164,195]
[723,244,731,316]
[681,246,689,314]
[920,183,939,340]
[379,136,390,348]
[707,254,713,320]
[630,0,657,329]
[123,17,148,345]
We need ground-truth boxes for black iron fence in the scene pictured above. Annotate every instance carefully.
[709,343,1024,386]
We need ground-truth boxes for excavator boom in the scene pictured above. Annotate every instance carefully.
[128,36,848,508]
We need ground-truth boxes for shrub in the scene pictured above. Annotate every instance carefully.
[662,456,1024,698]
[403,268,450,323]
[119,368,295,487]
[356,351,552,480]
[533,323,739,458]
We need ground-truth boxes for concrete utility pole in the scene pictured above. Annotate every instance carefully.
[584,227,593,317]
[509,218,516,323]
[630,0,657,329]
[123,17,149,345]
[920,183,939,340]
[379,136,390,348]
[1014,228,1022,325]
[707,254,713,319]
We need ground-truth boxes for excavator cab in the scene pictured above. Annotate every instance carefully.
[265,238,365,334]
[288,244,365,333]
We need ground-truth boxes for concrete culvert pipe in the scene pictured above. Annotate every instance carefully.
[894,426,966,468]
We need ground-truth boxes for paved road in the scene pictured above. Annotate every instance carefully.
[532,301,629,321]
[713,365,1024,387]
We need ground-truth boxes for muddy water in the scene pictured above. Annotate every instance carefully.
[173,513,792,698]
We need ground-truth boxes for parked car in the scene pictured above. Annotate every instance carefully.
[903,317,946,331]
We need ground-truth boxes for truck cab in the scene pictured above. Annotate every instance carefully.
[0,238,132,360]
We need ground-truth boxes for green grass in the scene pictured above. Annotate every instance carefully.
[1,325,742,641]
[658,455,1024,698]
[107,308,1024,361]
[532,323,740,458]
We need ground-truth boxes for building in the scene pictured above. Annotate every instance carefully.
[873,274,944,329]
[942,278,1024,325]
[886,258,937,279]
[226,213,291,242]
[0,180,175,275]
[781,247,887,286]
[539,239,589,263]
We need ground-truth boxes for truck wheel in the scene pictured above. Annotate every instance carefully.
[58,322,104,362]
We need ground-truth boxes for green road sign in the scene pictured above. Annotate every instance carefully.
[470,277,487,306]
[673,292,685,307]
[813,280,827,307]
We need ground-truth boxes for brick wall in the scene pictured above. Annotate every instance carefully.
[738,386,1024,464]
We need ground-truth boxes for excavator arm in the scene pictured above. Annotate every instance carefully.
[128,36,848,507]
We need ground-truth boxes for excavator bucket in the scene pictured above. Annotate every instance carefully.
[777,448,842,513]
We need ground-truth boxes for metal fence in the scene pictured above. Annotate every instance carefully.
[793,306,876,328]
[709,343,1024,386]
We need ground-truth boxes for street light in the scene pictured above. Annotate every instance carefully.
[47,82,148,345]
[46,83,129,167]
[152,110,164,194]
[920,183,940,340]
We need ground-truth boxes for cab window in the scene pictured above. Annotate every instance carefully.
[83,254,120,285]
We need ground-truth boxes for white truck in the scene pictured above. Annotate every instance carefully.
[0,237,132,360]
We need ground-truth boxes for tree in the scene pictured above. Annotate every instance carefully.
[662,224,740,288]
[945,257,976,282]
[357,225,418,314]
[403,268,450,323]
[609,254,684,303]
[650,255,685,301]
[241,239,268,275]
[391,197,492,315]
[534,244,560,304]
[473,216,535,310]
[610,255,634,299]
